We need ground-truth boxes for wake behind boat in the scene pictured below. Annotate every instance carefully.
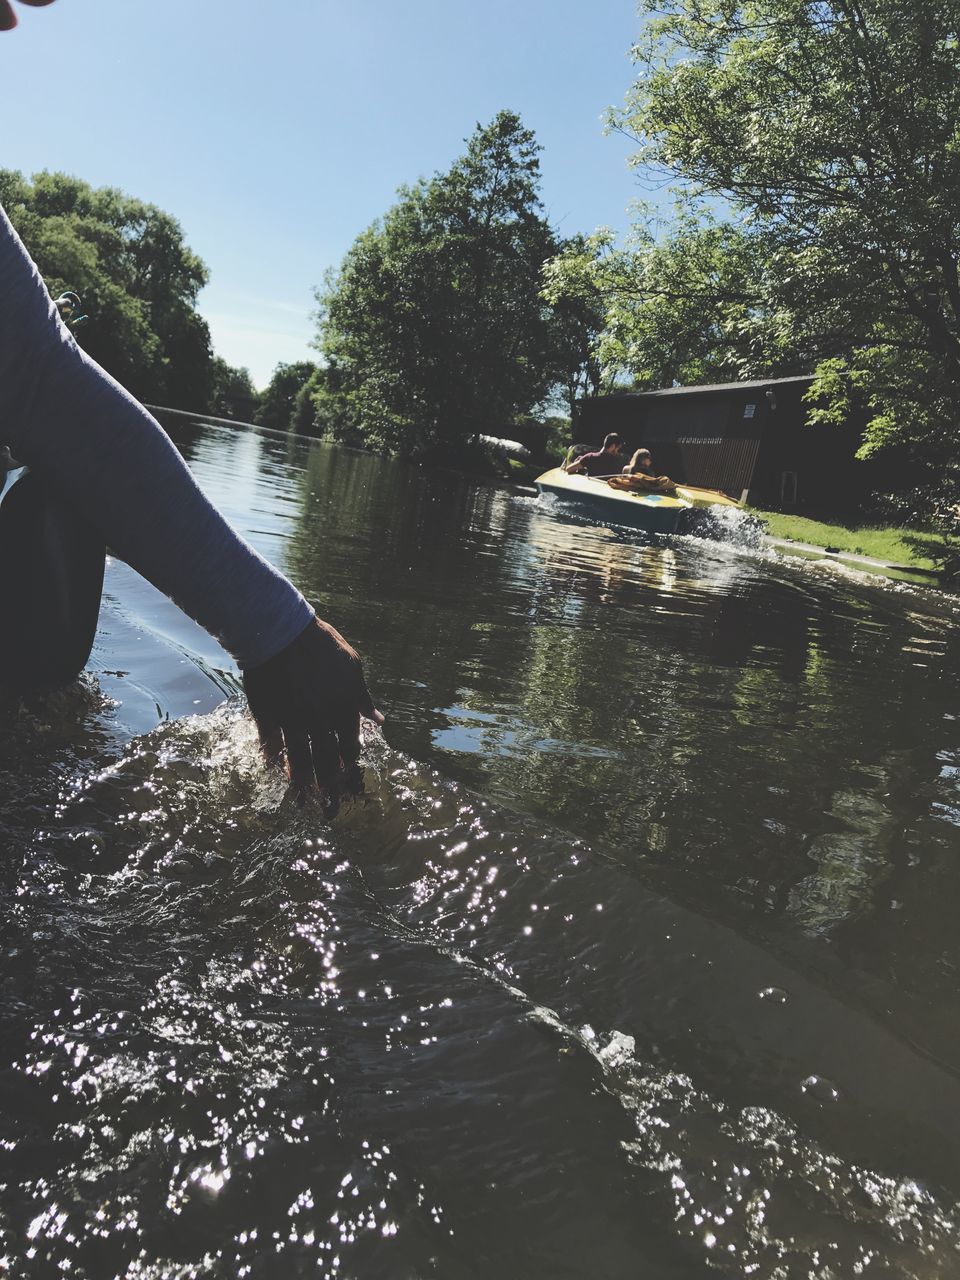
[534,466,742,535]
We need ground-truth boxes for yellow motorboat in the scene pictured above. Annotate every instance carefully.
[534,467,741,534]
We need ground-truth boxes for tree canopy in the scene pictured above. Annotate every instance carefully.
[544,211,796,390]
[595,0,960,480]
[314,111,597,457]
[256,361,318,432]
[1,169,215,410]
[209,357,259,420]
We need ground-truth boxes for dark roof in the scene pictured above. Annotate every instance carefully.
[597,375,812,401]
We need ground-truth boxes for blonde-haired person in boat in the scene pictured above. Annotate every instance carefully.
[608,447,678,495]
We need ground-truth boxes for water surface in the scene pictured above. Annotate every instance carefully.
[2,424,960,1278]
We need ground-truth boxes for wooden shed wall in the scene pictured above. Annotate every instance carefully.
[575,381,870,510]
[577,386,778,498]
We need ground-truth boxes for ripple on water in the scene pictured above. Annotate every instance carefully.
[1,706,959,1278]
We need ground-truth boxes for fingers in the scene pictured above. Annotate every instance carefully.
[275,716,342,795]
[284,726,314,792]
[281,703,374,799]
[259,725,284,766]
[360,693,385,726]
[354,674,384,726]
[309,722,340,788]
[334,706,362,767]
[244,678,284,765]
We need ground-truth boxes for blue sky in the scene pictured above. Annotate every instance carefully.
[3,0,651,387]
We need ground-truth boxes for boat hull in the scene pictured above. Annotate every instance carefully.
[534,468,689,534]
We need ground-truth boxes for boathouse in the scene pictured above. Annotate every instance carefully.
[575,376,865,511]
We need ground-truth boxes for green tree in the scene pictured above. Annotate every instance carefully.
[612,0,960,485]
[544,211,793,390]
[0,169,215,410]
[290,367,327,437]
[539,234,609,411]
[307,361,365,445]
[209,357,259,420]
[316,111,589,457]
[256,360,318,432]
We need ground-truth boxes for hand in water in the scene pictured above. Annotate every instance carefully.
[0,0,56,31]
[243,617,384,804]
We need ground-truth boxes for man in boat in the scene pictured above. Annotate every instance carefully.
[560,442,593,470]
[562,433,625,477]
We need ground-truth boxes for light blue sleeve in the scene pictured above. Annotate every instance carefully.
[0,203,315,670]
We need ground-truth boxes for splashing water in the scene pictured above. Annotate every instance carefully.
[1,705,959,1278]
[683,503,767,549]
[4,425,960,1279]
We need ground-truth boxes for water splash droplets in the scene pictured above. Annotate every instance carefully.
[800,1074,841,1104]
[757,986,788,1004]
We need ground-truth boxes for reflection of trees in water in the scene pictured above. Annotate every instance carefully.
[282,443,530,738]
[161,414,209,462]
[512,564,957,1015]
[274,441,960,1018]
[257,426,302,474]
[517,534,959,969]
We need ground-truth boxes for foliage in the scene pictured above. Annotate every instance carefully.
[603,0,960,482]
[544,210,801,389]
[315,112,597,457]
[209,357,258,420]
[256,361,318,432]
[541,415,573,463]
[306,362,365,445]
[0,168,214,410]
[290,369,325,437]
[535,235,608,408]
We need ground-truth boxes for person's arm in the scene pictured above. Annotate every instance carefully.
[0,206,380,792]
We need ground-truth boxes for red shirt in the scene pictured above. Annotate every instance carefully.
[576,449,622,477]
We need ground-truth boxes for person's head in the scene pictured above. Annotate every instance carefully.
[602,433,623,455]
[633,448,653,472]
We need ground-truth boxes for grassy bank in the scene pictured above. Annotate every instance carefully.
[752,510,955,572]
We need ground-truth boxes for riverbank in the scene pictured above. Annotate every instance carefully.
[752,509,955,574]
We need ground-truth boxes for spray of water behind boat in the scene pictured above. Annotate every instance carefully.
[680,501,766,549]
[533,465,768,553]
[534,480,767,553]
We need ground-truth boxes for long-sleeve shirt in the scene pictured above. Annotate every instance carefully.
[0,203,314,670]
[574,449,624,477]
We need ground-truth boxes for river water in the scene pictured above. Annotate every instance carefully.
[2,422,960,1279]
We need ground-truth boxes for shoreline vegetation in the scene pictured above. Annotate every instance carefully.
[162,402,958,580]
[166,403,960,580]
[752,510,956,575]
[410,450,959,580]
